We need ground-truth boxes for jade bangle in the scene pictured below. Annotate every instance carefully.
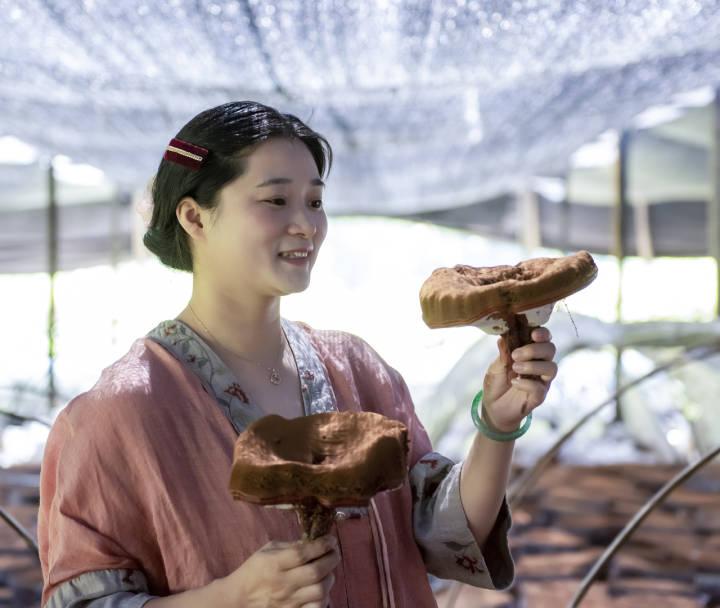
[471,389,532,442]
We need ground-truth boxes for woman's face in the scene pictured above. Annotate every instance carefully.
[200,137,328,297]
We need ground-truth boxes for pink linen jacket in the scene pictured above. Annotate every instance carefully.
[38,318,514,607]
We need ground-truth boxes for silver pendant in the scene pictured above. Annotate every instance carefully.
[269,368,281,385]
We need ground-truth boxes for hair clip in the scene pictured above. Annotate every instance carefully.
[164,137,209,171]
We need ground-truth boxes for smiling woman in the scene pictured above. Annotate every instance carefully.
[143,103,332,275]
[37,101,521,608]
[172,136,328,316]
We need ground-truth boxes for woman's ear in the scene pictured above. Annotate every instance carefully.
[176,197,205,239]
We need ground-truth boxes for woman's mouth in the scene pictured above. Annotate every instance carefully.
[278,252,310,265]
[280,257,309,265]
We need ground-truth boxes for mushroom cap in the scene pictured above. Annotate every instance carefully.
[228,411,409,508]
[419,250,598,329]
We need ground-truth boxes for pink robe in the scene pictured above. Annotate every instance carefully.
[38,319,514,607]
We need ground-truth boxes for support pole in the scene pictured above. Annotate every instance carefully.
[47,160,58,412]
[634,198,654,259]
[110,194,121,349]
[518,185,541,252]
[711,89,720,318]
[613,131,631,422]
[561,170,571,254]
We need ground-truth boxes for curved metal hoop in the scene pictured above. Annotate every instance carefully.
[0,409,51,427]
[0,505,39,556]
[568,443,720,607]
[508,340,720,508]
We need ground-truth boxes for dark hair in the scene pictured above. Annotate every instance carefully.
[143,101,333,272]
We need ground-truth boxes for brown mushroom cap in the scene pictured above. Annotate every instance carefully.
[419,250,598,329]
[228,411,409,509]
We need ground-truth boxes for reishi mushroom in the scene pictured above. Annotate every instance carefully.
[229,411,409,540]
[419,250,598,383]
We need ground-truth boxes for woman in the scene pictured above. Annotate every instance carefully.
[38,101,558,608]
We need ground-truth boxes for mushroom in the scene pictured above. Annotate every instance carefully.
[419,250,598,383]
[229,411,409,540]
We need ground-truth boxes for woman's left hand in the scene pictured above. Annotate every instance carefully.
[480,326,558,433]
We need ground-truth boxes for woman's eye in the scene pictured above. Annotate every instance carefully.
[263,198,322,208]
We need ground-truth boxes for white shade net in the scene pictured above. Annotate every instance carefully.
[1,0,720,214]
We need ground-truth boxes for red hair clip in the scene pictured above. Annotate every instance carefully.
[164,137,209,171]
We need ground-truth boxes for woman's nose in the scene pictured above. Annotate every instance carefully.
[289,207,318,237]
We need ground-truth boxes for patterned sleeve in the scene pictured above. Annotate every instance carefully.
[44,570,158,607]
[409,451,515,590]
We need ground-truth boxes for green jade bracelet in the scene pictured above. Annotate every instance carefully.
[471,389,532,442]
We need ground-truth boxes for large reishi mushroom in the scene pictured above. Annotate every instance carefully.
[419,250,598,382]
[229,411,409,540]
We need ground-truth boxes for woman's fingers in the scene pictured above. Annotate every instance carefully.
[512,360,557,382]
[289,549,340,606]
[276,535,337,571]
[294,569,336,606]
[530,326,552,342]
[512,340,556,363]
[511,376,550,406]
[286,546,341,588]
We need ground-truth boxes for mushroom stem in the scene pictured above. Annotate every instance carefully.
[499,313,541,384]
[295,498,336,540]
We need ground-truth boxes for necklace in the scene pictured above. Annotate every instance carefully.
[188,303,287,386]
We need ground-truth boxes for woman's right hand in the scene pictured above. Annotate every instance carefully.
[219,534,341,608]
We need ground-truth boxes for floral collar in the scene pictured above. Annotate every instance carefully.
[146,317,339,435]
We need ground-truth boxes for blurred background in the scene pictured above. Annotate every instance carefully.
[1,1,720,606]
